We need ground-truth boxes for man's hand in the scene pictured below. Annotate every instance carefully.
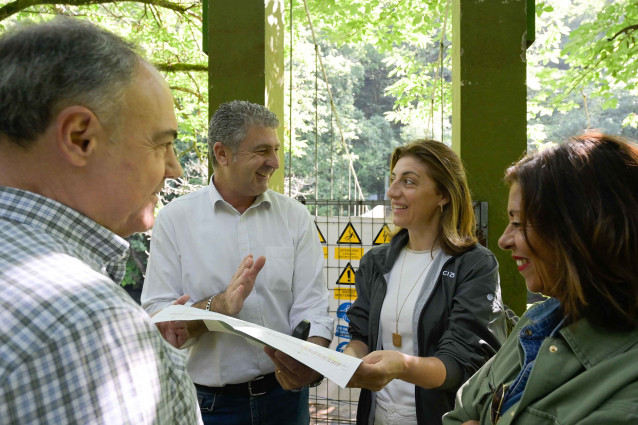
[218,254,266,315]
[193,254,266,316]
[264,336,330,390]
[154,294,192,348]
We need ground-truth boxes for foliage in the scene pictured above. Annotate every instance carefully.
[527,0,638,147]
[0,0,210,288]
[2,0,636,286]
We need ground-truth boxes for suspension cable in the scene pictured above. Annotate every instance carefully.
[301,0,365,203]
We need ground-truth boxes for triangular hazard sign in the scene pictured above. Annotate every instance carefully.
[373,223,392,245]
[337,222,362,244]
[337,263,357,285]
[315,222,326,243]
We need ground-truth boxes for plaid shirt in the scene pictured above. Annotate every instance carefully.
[0,187,202,425]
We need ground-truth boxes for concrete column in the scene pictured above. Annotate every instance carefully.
[452,0,531,314]
[207,0,285,192]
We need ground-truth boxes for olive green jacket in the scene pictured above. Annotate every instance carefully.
[443,300,638,425]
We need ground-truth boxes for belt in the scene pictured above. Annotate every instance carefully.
[195,373,280,397]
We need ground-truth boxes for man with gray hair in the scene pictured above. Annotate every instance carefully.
[142,100,334,425]
[0,18,203,424]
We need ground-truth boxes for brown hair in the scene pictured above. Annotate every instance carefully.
[505,131,638,330]
[390,139,477,255]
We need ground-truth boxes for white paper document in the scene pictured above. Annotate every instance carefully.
[152,305,362,388]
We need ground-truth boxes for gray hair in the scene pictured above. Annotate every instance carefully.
[208,100,279,169]
[0,17,142,147]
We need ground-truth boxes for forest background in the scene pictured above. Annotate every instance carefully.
[1,0,636,291]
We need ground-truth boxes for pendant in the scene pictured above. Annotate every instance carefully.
[392,332,402,347]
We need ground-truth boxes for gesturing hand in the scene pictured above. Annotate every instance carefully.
[215,254,266,315]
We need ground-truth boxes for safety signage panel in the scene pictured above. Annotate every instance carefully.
[334,247,364,260]
[337,223,362,244]
[373,223,393,245]
[316,222,326,243]
[337,263,357,285]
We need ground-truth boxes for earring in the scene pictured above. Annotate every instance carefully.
[440,204,443,213]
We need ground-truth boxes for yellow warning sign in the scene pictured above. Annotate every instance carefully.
[337,223,362,244]
[334,288,357,299]
[334,247,364,260]
[316,222,326,243]
[337,263,357,285]
[373,224,393,245]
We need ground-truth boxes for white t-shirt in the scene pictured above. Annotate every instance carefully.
[376,246,438,423]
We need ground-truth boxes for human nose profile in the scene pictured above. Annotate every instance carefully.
[498,225,513,251]
[165,145,183,179]
[267,149,280,170]
[386,180,398,199]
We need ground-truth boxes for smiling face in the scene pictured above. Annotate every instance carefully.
[387,155,447,239]
[91,62,182,237]
[498,182,553,295]
[213,125,280,212]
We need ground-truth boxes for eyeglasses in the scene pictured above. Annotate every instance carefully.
[489,383,508,424]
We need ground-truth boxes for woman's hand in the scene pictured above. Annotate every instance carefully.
[347,350,407,391]
[347,350,447,391]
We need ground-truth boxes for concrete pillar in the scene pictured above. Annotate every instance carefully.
[452,0,532,314]
[207,0,285,192]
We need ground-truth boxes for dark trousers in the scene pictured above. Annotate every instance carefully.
[196,385,310,425]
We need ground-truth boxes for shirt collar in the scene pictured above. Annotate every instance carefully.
[208,175,272,213]
[522,297,565,338]
[560,315,638,368]
[0,186,130,282]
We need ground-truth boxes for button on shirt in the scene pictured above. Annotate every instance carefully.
[0,186,202,425]
[141,179,334,386]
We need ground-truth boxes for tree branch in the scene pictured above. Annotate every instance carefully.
[170,84,205,102]
[0,0,196,22]
[608,24,638,41]
[154,62,208,72]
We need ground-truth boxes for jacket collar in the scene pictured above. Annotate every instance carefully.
[368,228,410,274]
[560,318,638,368]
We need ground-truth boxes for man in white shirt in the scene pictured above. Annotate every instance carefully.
[142,100,334,425]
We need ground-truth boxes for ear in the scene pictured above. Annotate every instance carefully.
[213,141,231,166]
[440,193,451,208]
[54,106,103,167]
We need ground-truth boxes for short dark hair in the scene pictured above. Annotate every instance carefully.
[208,100,279,169]
[0,17,141,147]
[505,131,638,330]
[390,139,477,255]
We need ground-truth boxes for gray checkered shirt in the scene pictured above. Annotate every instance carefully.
[0,187,202,424]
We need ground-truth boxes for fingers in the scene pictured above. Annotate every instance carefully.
[230,255,254,284]
[250,256,266,276]
[173,294,190,305]
[265,346,321,389]
[156,320,189,349]
[346,359,390,391]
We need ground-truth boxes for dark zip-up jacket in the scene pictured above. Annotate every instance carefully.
[347,229,508,425]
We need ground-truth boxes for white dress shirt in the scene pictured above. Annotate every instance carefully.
[141,179,334,386]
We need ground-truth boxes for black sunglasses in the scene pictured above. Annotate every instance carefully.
[489,383,508,424]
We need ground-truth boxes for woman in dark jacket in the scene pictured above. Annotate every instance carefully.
[345,140,508,425]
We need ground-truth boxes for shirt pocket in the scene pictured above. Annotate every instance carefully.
[264,246,295,292]
[505,407,559,425]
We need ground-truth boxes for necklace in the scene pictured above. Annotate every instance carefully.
[393,248,435,348]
